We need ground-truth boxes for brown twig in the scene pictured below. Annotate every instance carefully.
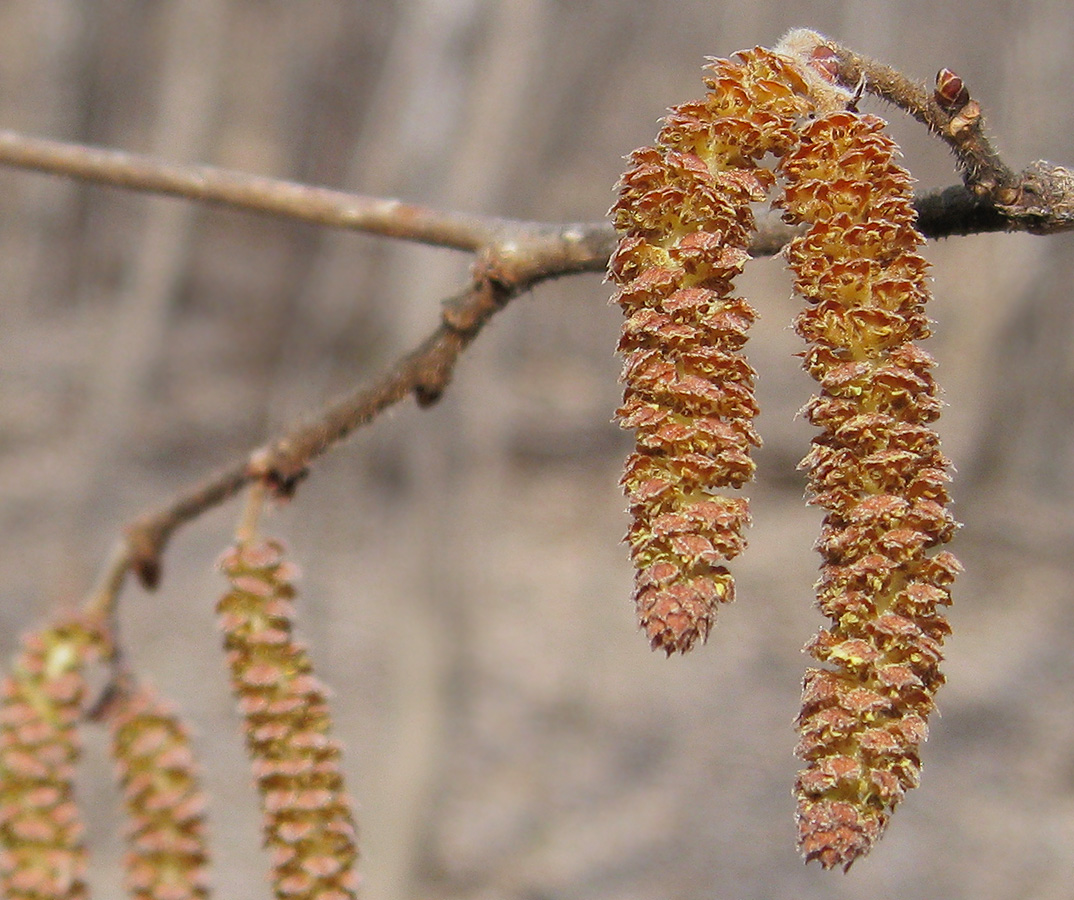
[815,34,1074,234]
[3,128,1073,253]
[818,37,1016,195]
[101,224,613,605]
[0,129,503,251]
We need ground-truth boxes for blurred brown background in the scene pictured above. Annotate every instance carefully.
[3,1,1074,899]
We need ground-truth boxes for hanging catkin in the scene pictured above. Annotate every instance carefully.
[0,617,106,900]
[780,109,961,869]
[217,540,359,900]
[609,47,817,654]
[107,679,211,900]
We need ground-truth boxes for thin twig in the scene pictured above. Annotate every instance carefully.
[821,37,1016,195]
[814,34,1074,234]
[913,184,1010,238]
[114,229,608,596]
[124,461,250,591]
[2,129,1073,259]
[0,130,502,251]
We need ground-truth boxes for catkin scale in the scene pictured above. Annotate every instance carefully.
[780,111,960,869]
[610,48,817,654]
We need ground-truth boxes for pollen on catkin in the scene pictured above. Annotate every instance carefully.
[107,679,210,900]
[779,110,961,869]
[609,47,825,654]
[217,540,359,900]
[0,617,107,900]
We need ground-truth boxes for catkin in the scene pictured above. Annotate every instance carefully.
[780,110,961,869]
[609,47,817,654]
[0,617,106,900]
[217,540,359,900]
[107,680,211,900]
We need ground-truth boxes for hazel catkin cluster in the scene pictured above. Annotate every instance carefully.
[610,31,961,868]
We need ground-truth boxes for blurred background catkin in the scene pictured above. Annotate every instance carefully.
[2,2,1074,899]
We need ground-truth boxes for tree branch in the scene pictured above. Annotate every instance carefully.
[2,129,1073,259]
[0,129,503,251]
[0,34,1068,618]
[95,225,614,606]
[816,35,1074,235]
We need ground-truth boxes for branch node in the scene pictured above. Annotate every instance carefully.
[247,446,309,498]
[413,382,445,407]
[124,521,165,591]
[444,240,528,335]
[441,278,502,334]
[411,331,466,407]
[997,160,1074,234]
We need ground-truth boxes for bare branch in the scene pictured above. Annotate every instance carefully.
[108,224,613,600]
[124,461,251,592]
[1,128,1071,264]
[815,36,1074,234]
[0,129,502,251]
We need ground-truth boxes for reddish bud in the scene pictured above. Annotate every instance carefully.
[934,68,969,110]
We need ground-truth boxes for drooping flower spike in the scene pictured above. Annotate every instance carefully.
[0,617,108,900]
[107,678,211,900]
[611,29,960,867]
[217,539,360,900]
[609,47,826,654]
[781,107,960,870]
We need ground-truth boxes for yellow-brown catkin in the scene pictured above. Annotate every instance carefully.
[609,48,817,654]
[0,617,106,900]
[107,680,210,900]
[217,540,359,900]
[780,111,961,869]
